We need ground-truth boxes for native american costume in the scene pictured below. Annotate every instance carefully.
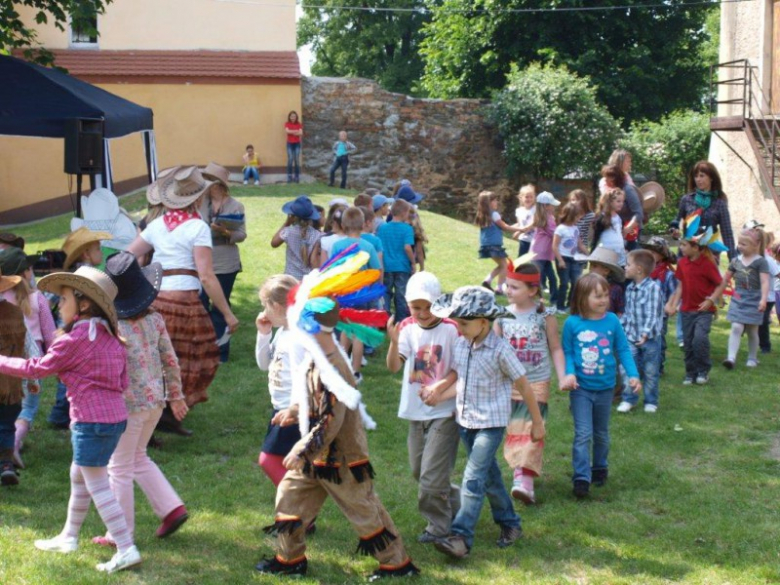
[260,244,418,578]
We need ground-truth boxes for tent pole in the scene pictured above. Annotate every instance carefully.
[144,131,153,183]
[76,174,83,217]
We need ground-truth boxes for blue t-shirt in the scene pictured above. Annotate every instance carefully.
[562,312,638,391]
[361,233,383,255]
[330,237,380,270]
[377,221,414,273]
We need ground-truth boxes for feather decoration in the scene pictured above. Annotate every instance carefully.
[298,310,322,334]
[337,321,386,347]
[707,229,729,253]
[338,308,390,329]
[310,272,353,298]
[317,251,370,281]
[319,242,359,272]
[309,253,370,296]
[335,283,386,307]
[304,297,336,314]
[683,211,702,240]
[325,269,381,297]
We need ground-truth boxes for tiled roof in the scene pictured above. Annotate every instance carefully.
[44,50,300,82]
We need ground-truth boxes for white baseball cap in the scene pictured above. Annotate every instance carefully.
[405,271,442,304]
[536,191,560,206]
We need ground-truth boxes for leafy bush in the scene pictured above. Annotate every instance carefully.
[620,110,711,234]
[488,63,622,180]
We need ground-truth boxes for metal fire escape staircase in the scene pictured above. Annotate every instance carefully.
[710,60,780,213]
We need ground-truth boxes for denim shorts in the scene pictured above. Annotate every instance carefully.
[478,245,507,259]
[71,421,127,467]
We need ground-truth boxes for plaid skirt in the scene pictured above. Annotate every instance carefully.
[153,290,219,407]
[503,379,549,476]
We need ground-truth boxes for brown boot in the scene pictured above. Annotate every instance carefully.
[156,406,193,437]
[1,449,19,486]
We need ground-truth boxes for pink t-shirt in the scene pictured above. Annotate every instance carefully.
[530,215,556,261]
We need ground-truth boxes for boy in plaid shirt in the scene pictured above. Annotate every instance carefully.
[429,286,544,559]
[617,250,664,413]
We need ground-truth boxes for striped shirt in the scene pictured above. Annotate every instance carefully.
[452,330,526,429]
[621,277,664,343]
[577,212,595,250]
[0,319,128,423]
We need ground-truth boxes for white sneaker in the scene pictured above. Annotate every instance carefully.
[35,534,78,553]
[354,372,363,385]
[243,180,248,185]
[695,374,709,385]
[644,404,658,413]
[361,356,368,367]
[96,545,142,573]
[616,401,633,413]
[254,180,260,186]
[746,359,759,368]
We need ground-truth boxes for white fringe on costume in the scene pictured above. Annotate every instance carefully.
[288,270,377,435]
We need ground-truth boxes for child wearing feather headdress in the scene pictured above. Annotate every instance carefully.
[256,253,418,580]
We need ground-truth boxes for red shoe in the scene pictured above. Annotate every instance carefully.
[156,505,188,538]
[92,536,117,548]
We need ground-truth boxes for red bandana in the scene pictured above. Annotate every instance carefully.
[650,261,671,282]
[163,210,201,232]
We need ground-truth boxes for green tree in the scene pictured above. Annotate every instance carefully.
[421,0,715,124]
[1,1,109,66]
[298,0,429,94]
[489,63,622,179]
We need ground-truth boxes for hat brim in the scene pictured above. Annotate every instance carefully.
[587,260,625,283]
[146,167,179,206]
[63,231,114,270]
[0,274,22,294]
[114,262,163,319]
[38,272,118,334]
[431,293,514,321]
[282,201,320,220]
[202,172,229,190]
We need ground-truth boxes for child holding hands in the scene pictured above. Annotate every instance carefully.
[386,271,461,544]
[561,273,640,499]
[476,191,520,294]
[430,286,544,559]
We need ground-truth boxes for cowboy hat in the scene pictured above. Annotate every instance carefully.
[0,233,24,249]
[146,167,179,206]
[105,251,163,319]
[431,285,514,321]
[201,162,230,190]
[640,236,675,263]
[282,196,321,221]
[639,181,665,215]
[38,266,119,334]
[0,247,31,276]
[0,267,22,294]
[155,166,214,210]
[62,227,113,270]
[586,246,625,283]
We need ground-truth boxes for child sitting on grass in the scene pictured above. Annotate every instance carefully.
[386,271,461,544]
[430,286,544,559]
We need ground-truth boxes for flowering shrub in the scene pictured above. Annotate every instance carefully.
[488,63,621,180]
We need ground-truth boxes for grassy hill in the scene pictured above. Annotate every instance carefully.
[1,183,779,584]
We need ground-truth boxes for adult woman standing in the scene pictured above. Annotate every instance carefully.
[600,164,643,251]
[285,111,303,184]
[199,163,246,363]
[675,161,736,258]
[128,166,239,435]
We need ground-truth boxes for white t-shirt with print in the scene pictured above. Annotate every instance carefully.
[141,216,212,291]
[397,317,459,421]
[515,206,535,243]
[554,224,580,258]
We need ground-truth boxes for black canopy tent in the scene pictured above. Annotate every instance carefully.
[0,54,157,214]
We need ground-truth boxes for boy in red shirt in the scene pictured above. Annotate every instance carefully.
[665,228,723,385]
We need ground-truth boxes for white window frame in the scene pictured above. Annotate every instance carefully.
[69,14,99,48]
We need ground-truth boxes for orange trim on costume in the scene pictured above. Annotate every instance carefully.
[360,526,387,541]
[313,460,342,468]
[275,554,307,565]
[348,458,370,468]
[275,513,302,521]
[507,272,541,284]
[378,558,413,570]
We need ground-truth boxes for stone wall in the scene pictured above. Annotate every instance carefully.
[301,76,514,219]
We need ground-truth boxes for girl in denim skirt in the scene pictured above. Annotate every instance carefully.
[0,266,141,574]
[476,191,520,295]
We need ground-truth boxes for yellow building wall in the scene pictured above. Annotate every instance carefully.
[17,0,296,51]
[0,82,301,222]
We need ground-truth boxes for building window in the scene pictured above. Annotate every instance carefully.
[70,15,98,46]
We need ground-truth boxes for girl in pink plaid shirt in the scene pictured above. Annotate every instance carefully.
[0,267,141,574]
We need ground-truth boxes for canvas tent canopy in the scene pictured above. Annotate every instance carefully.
[0,54,158,197]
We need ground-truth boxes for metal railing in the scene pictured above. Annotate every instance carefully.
[710,59,779,188]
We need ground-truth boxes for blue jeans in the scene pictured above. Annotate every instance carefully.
[556,256,582,310]
[19,384,41,425]
[71,421,127,467]
[569,389,613,483]
[383,271,411,322]
[48,379,70,427]
[286,143,301,182]
[243,166,259,182]
[518,240,531,256]
[329,155,349,188]
[200,270,238,362]
[675,311,683,344]
[451,426,520,549]
[0,402,22,452]
[621,337,661,406]
[534,260,558,304]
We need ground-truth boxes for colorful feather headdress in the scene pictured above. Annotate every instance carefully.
[287,242,387,433]
[682,211,729,254]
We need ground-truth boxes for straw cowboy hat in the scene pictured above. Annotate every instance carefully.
[155,166,214,210]
[105,251,163,319]
[0,267,22,294]
[639,181,666,215]
[38,266,119,334]
[431,285,513,321]
[146,167,178,206]
[586,246,625,283]
[201,162,230,190]
[62,227,113,270]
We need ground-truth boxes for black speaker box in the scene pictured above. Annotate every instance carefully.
[64,118,104,174]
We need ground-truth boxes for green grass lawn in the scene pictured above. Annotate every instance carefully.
[2,184,780,584]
